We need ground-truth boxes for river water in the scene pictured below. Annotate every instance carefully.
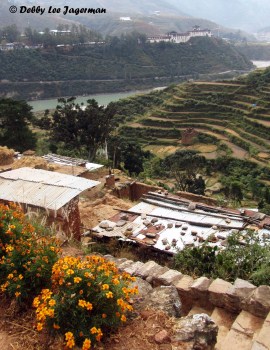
[252,60,270,68]
[29,90,151,112]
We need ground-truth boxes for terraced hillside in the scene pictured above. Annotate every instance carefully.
[118,68,270,167]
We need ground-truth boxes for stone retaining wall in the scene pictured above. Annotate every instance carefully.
[104,255,270,319]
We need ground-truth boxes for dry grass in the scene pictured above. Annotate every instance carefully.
[0,146,14,166]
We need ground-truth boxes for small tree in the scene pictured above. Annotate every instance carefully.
[0,98,37,152]
[163,150,206,193]
[39,98,117,161]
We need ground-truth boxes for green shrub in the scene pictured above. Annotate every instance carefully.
[173,230,270,285]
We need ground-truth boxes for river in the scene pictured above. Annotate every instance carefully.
[252,60,270,68]
[28,90,151,112]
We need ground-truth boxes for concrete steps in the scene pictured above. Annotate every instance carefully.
[251,311,270,350]
[210,307,236,350]
[219,311,264,350]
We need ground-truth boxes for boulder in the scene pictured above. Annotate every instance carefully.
[171,313,218,350]
[243,285,270,318]
[137,285,182,318]
[136,260,160,279]
[152,269,182,287]
[208,278,233,309]
[226,278,256,312]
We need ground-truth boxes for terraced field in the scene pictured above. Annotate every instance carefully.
[120,68,270,166]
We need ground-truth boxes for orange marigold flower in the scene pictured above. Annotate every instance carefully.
[48,299,56,307]
[82,338,91,350]
[101,284,109,290]
[102,313,107,319]
[74,277,82,284]
[106,291,113,299]
[36,323,43,331]
[121,314,127,322]
[53,323,60,330]
[90,327,98,334]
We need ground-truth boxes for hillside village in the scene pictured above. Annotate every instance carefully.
[1,3,270,347]
[0,148,269,349]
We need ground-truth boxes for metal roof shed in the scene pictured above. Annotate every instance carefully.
[0,167,100,210]
[0,167,101,239]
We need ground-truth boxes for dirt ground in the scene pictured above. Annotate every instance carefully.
[79,193,134,229]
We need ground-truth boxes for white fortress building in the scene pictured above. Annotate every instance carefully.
[147,26,212,44]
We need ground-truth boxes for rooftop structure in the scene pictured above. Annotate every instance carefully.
[92,192,270,254]
[0,167,100,211]
[42,153,104,172]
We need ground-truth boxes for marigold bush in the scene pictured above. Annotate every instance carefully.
[33,255,138,349]
[0,203,61,303]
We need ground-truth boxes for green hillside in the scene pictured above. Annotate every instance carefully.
[116,67,270,167]
[0,36,252,100]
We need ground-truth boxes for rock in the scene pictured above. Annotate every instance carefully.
[138,285,182,317]
[153,269,182,287]
[99,221,110,229]
[136,260,162,279]
[175,222,182,228]
[117,260,134,271]
[182,225,188,230]
[181,231,186,236]
[143,220,151,226]
[191,230,198,236]
[225,218,231,224]
[167,223,173,228]
[243,285,270,318]
[217,234,226,240]
[124,261,145,276]
[120,214,129,220]
[188,203,196,211]
[165,245,171,250]
[146,232,156,239]
[154,330,171,344]
[106,227,114,231]
[212,225,218,230]
[151,217,159,223]
[208,278,233,309]
[126,226,133,231]
[129,277,153,306]
[116,220,126,227]
[171,314,218,350]
[162,238,168,245]
[226,278,256,312]
[146,266,170,284]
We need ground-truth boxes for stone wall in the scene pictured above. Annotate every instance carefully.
[104,256,270,319]
[114,181,163,201]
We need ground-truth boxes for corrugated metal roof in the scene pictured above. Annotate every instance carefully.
[0,168,100,210]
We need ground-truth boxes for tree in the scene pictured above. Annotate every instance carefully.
[39,98,117,161]
[107,136,150,176]
[122,142,150,176]
[0,98,37,152]
[163,150,206,193]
